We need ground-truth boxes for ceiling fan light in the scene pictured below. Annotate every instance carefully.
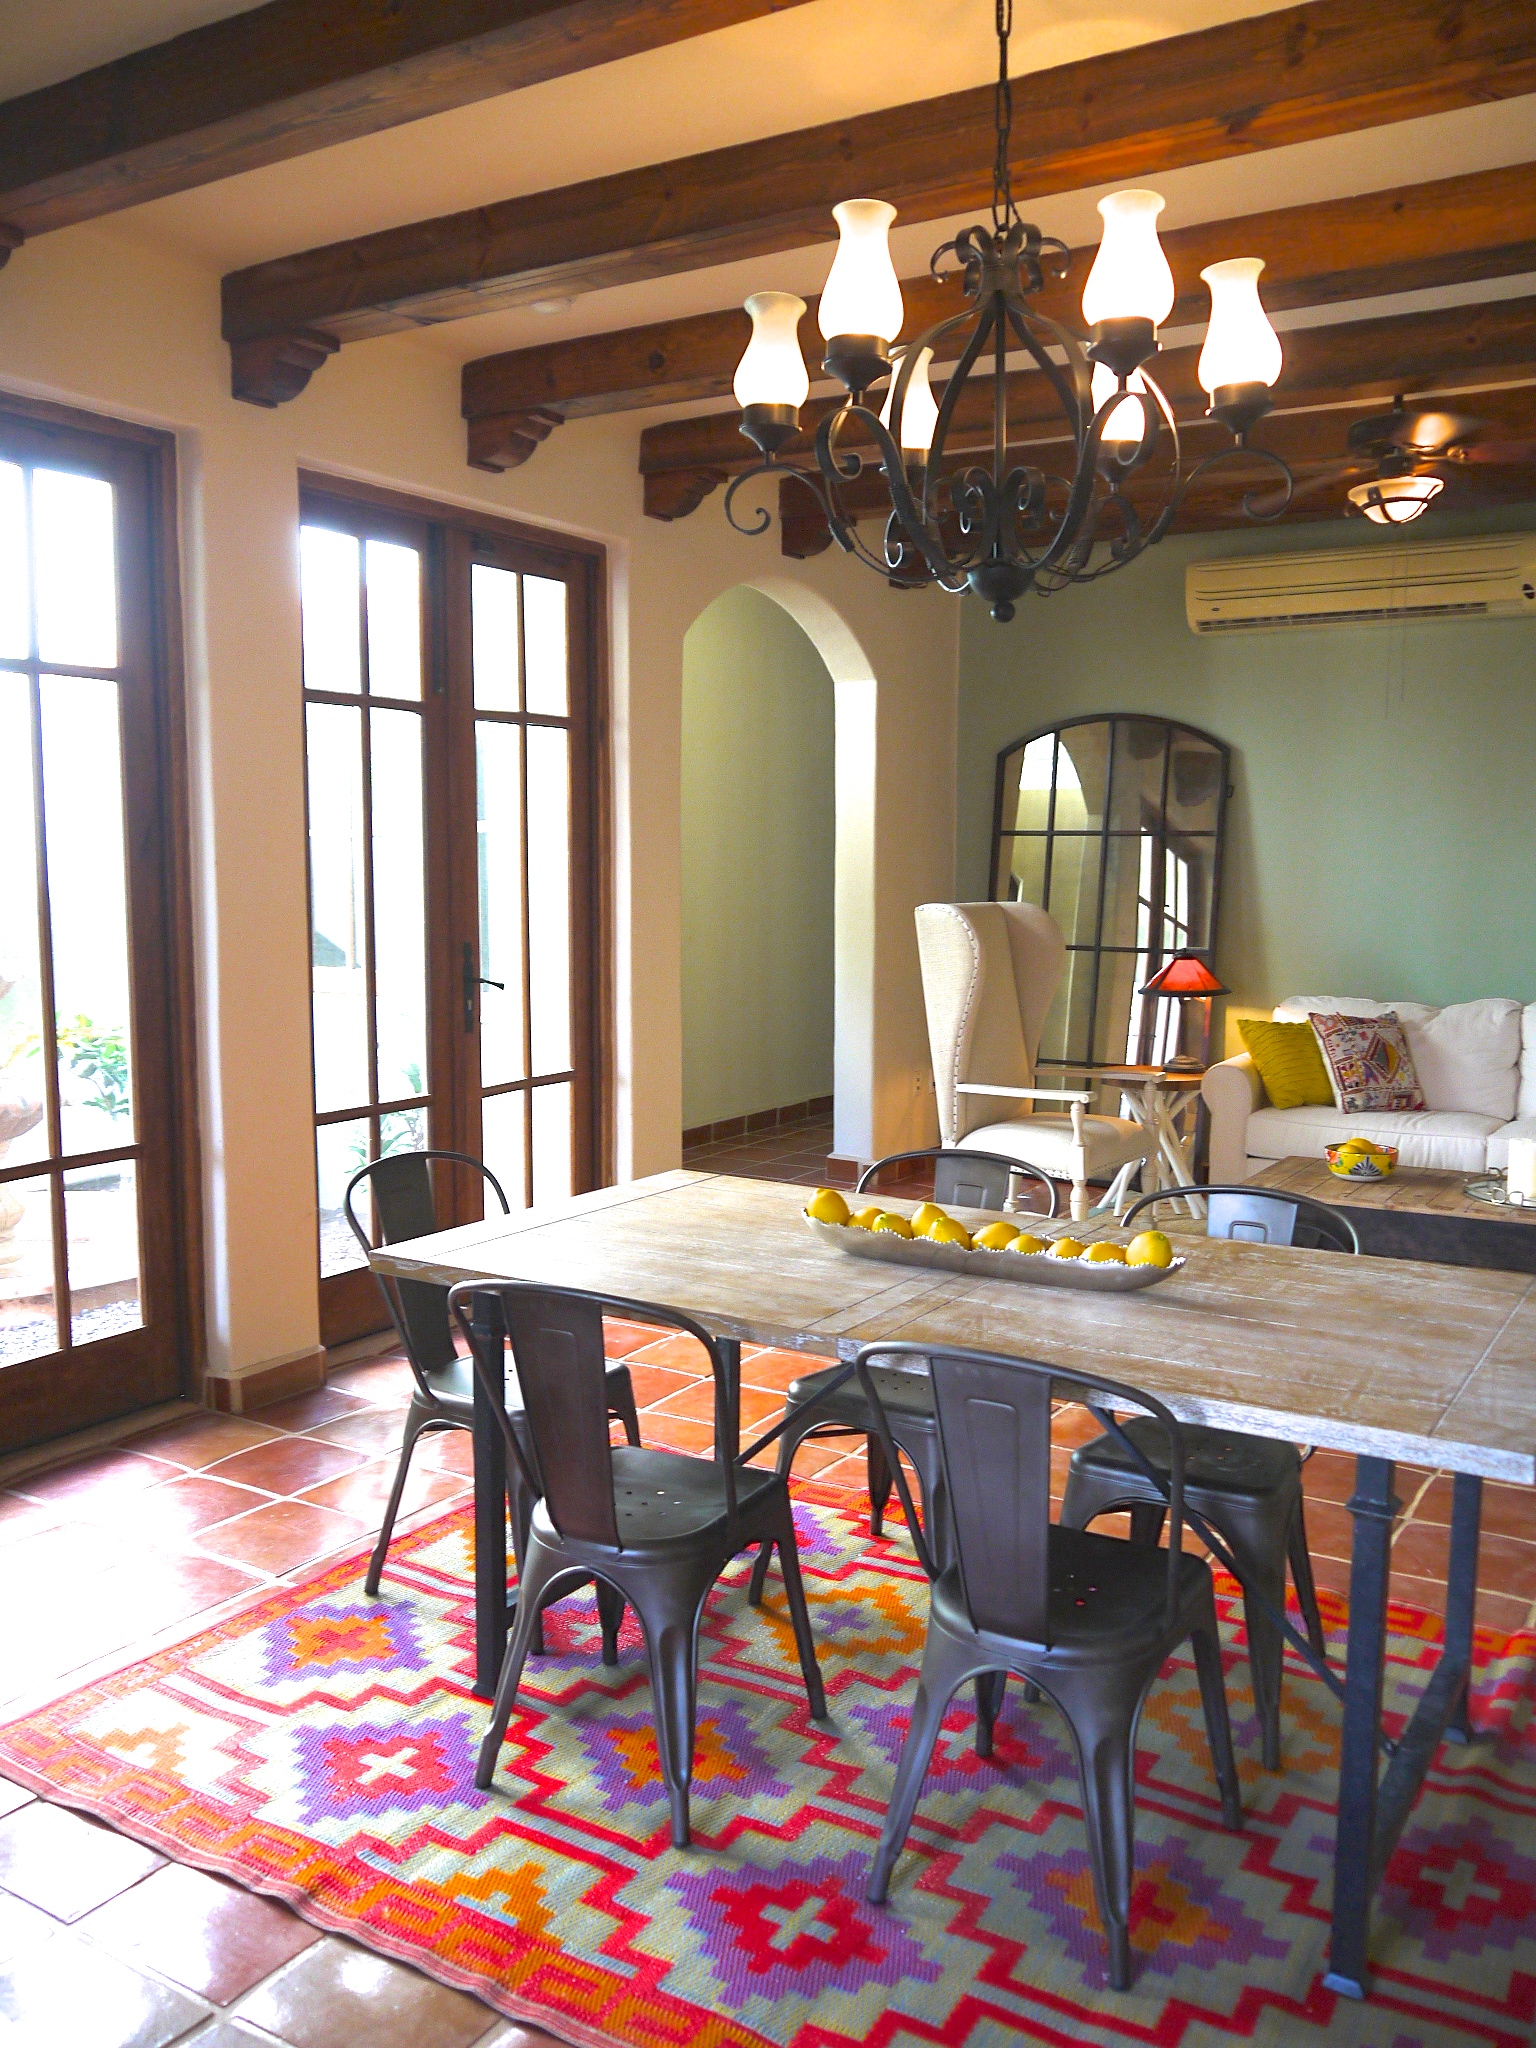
[1347,472,1445,524]
[1090,360,1147,445]
[818,200,904,344]
[1197,257,1282,396]
[1082,190,1175,329]
[881,346,939,455]
[733,292,810,409]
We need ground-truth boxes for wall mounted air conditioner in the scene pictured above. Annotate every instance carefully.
[1186,533,1536,634]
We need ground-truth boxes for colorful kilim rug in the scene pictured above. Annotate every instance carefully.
[1,1491,1534,2047]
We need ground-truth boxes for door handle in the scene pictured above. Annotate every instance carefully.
[462,942,505,1032]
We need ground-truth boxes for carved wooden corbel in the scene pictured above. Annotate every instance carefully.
[229,328,340,407]
[642,467,726,521]
[466,407,564,472]
[778,478,834,559]
[0,225,23,269]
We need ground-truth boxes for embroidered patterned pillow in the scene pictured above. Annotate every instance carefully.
[1309,1009,1426,1114]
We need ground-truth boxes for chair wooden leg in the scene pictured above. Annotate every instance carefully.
[363,1405,438,1598]
[867,1629,974,1904]
[771,1499,826,1720]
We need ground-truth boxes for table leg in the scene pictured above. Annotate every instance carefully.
[1324,1454,1398,2001]
[470,1299,509,1703]
[1443,1473,1482,1745]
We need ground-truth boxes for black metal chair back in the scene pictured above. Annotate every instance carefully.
[856,1146,1056,1218]
[453,1280,743,1549]
[857,1341,1187,1646]
[345,1150,510,1389]
[1121,1183,1358,1255]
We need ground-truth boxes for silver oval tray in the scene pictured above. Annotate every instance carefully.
[802,1213,1185,1291]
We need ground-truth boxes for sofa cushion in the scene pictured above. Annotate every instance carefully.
[1486,1117,1536,1172]
[1237,1018,1333,1109]
[1245,1105,1502,1174]
[1309,1010,1426,1113]
[1274,995,1522,1118]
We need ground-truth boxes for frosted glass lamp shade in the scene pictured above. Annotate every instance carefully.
[733,292,810,409]
[818,200,904,344]
[1090,361,1147,445]
[881,347,939,454]
[1082,190,1175,329]
[1197,259,1282,396]
[1347,472,1444,524]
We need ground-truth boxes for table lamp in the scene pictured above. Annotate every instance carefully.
[1138,951,1228,1070]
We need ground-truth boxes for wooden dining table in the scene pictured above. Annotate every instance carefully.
[370,1167,1536,2002]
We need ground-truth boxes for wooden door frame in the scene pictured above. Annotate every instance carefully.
[0,390,204,1437]
[296,473,612,1335]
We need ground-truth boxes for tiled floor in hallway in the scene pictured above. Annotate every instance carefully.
[1,1189,1533,2044]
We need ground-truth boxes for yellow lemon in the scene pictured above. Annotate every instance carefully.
[1006,1232,1048,1255]
[1047,1237,1087,1259]
[926,1216,973,1248]
[1126,1229,1174,1268]
[805,1187,851,1226]
[1337,1137,1372,1157]
[911,1202,949,1235]
[1084,1241,1128,1263]
[974,1220,1020,1251]
[851,1205,885,1230]
[872,1212,914,1239]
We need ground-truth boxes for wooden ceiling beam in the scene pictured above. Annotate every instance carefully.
[0,0,817,241]
[464,162,1536,437]
[637,295,1536,504]
[223,0,1536,379]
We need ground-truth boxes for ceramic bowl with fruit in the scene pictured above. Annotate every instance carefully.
[1325,1138,1398,1181]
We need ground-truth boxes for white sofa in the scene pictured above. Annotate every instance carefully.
[1203,996,1536,1183]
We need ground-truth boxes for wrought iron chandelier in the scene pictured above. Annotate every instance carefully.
[725,0,1295,620]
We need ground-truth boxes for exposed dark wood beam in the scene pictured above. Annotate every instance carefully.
[0,0,816,240]
[638,295,1536,502]
[777,384,1536,549]
[463,162,1536,439]
[223,0,1536,370]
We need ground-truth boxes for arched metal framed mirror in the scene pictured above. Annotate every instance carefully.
[990,714,1231,1068]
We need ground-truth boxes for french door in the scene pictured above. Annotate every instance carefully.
[0,403,197,1452]
[298,482,604,1345]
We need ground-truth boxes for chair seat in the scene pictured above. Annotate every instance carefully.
[530,1445,781,1550]
[961,1116,1147,1176]
[930,1522,1211,1655]
[1071,1416,1301,1498]
[786,1361,936,1431]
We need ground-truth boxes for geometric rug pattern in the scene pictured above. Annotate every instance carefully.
[2,1490,1534,2048]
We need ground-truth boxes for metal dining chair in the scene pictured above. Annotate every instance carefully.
[452,1278,827,1848]
[345,1149,641,1605]
[747,1147,1055,1611]
[1059,1182,1353,1769]
[858,1338,1242,1990]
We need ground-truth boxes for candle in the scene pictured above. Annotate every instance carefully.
[1508,1137,1536,1204]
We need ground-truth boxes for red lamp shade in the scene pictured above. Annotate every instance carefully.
[1139,951,1227,997]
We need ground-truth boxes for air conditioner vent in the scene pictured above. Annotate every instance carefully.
[1186,534,1536,635]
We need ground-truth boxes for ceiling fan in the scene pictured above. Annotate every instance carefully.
[1287,400,1536,524]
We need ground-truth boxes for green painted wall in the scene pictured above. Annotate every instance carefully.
[682,585,835,1128]
[957,508,1536,1042]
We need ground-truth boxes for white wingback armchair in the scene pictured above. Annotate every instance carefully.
[914,901,1149,1220]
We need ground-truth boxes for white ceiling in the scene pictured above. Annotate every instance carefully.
[13,1,1536,373]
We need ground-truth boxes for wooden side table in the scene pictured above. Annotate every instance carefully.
[1093,1065,1207,1216]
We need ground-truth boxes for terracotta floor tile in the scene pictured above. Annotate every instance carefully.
[13,1450,184,1509]
[0,1929,209,2048]
[602,1319,662,1359]
[0,1782,31,1820]
[203,1436,371,1497]
[1299,1499,1357,1562]
[623,1362,696,1410]
[0,1801,162,1920]
[1410,1476,1536,1544]
[1392,1517,1449,1580]
[739,1348,834,1394]
[234,1934,498,2048]
[782,1435,869,1481]
[196,1499,369,1576]
[299,1456,465,1522]
[194,2022,306,2048]
[117,1415,284,1470]
[1392,1570,1448,1616]
[1050,1404,1109,1451]
[0,1888,56,1964]
[413,1429,473,1476]
[1472,1532,1536,1602]
[1301,1449,1359,1506]
[114,1474,275,1540]
[623,1332,714,1375]
[326,1355,419,1403]
[254,1386,376,1430]
[808,1453,867,1493]
[0,1496,60,1550]
[1474,1589,1535,1637]
[1308,1551,1352,1602]
[635,1413,714,1457]
[648,1381,784,1431]
[308,1406,414,1455]
[117,1552,267,1634]
[79,1860,319,2003]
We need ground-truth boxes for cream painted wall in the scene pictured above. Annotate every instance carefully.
[0,218,958,1389]
[682,587,835,1130]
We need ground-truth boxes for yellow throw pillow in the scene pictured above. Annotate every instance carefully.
[1238,1017,1335,1111]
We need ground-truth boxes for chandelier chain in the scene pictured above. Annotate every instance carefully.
[992,0,1014,229]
